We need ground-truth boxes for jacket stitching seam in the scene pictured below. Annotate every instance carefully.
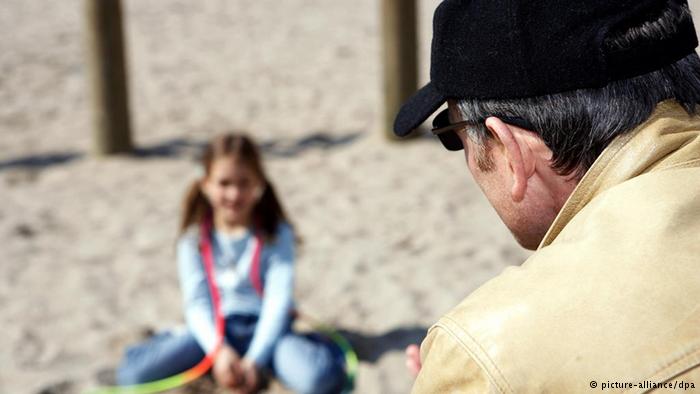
[645,346,700,383]
[433,321,510,394]
[543,128,636,245]
[542,102,684,246]
[655,157,700,171]
[563,103,693,226]
[569,130,637,214]
[437,317,514,394]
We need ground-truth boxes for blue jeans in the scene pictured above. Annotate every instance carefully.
[116,315,346,394]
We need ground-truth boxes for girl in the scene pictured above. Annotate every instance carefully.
[116,133,346,394]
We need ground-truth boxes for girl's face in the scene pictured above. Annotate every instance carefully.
[201,157,264,227]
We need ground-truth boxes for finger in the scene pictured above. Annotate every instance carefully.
[228,366,242,388]
[405,358,415,371]
[406,344,420,357]
[233,360,245,374]
[245,370,257,390]
[405,344,422,378]
[406,345,421,364]
[406,359,420,377]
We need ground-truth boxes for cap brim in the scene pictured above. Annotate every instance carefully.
[393,81,446,137]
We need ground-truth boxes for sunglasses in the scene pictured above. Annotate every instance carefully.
[431,109,535,151]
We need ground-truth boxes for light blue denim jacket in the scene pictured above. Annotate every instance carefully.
[176,222,295,367]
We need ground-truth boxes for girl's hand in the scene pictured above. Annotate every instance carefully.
[234,358,261,394]
[213,344,243,389]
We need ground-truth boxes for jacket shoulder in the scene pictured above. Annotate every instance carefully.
[412,323,496,393]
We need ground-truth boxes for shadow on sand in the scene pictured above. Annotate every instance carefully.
[338,325,428,363]
[1,131,364,173]
[0,152,83,172]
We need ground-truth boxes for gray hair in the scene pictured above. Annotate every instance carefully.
[457,2,700,178]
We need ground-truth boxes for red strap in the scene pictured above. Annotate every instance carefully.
[199,217,225,351]
[249,232,264,297]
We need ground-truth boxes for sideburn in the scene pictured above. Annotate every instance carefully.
[472,140,496,172]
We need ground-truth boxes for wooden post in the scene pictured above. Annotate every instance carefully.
[381,0,419,139]
[84,0,133,155]
[691,0,700,48]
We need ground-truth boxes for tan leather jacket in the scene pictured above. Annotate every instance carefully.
[413,101,700,393]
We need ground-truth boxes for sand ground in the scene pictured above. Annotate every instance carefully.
[6,1,697,393]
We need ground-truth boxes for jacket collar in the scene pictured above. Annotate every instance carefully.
[539,101,700,249]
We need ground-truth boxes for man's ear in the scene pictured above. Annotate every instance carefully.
[484,116,536,202]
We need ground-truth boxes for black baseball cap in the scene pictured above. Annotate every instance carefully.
[393,0,698,136]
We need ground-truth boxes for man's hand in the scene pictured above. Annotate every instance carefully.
[405,344,422,378]
[213,344,243,389]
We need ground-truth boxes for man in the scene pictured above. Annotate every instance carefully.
[394,0,700,392]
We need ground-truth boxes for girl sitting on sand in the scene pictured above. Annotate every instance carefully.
[116,133,346,394]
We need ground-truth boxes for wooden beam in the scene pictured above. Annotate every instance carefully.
[84,0,133,155]
[381,0,419,140]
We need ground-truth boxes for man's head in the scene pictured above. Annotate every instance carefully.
[444,102,579,249]
[394,0,700,249]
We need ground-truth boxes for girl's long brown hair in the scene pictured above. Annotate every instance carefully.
[179,132,291,241]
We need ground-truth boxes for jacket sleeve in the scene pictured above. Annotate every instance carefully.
[177,234,218,353]
[412,325,494,393]
[244,224,295,367]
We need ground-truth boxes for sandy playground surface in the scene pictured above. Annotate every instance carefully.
[4,1,698,393]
